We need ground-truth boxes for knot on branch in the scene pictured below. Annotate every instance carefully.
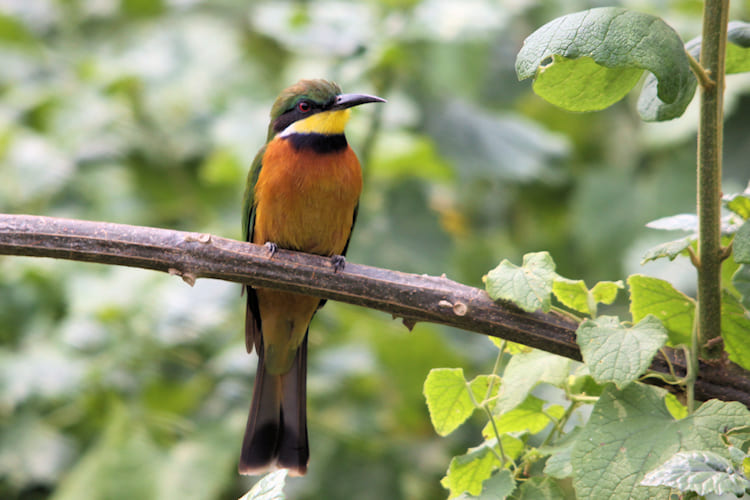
[438,299,468,316]
[168,267,197,287]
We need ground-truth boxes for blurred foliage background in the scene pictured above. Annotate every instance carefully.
[1,0,749,499]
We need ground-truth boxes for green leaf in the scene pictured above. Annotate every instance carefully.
[725,190,750,220]
[552,277,591,314]
[509,477,565,500]
[728,446,747,467]
[475,470,516,500]
[664,392,688,420]
[641,236,694,264]
[424,368,476,436]
[646,214,698,232]
[551,276,624,316]
[516,8,693,115]
[726,22,750,74]
[734,219,750,264]
[577,315,668,389]
[528,55,643,112]
[485,252,555,313]
[566,372,605,398]
[495,435,525,463]
[239,470,288,500]
[591,280,624,305]
[495,350,570,414]
[637,67,697,121]
[483,395,556,436]
[733,264,750,310]
[641,450,750,496]
[721,291,750,371]
[544,444,573,479]
[441,445,501,498]
[471,374,500,407]
[571,384,750,500]
[628,274,695,346]
[640,22,750,121]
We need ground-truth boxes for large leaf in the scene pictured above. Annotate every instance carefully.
[577,315,668,389]
[641,450,750,496]
[441,444,503,498]
[639,21,750,120]
[735,219,750,264]
[641,236,694,264]
[551,277,590,314]
[553,277,623,315]
[571,384,750,500]
[424,368,482,436]
[628,274,695,346]
[516,8,692,115]
[485,252,555,313]
[494,350,570,414]
[483,395,564,437]
[476,470,517,500]
[591,281,624,306]
[726,21,750,73]
[725,188,750,220]
[733,264,750,310]
[722,291,750,371]
[510,477,565,500]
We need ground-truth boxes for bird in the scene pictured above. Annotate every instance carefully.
[239,79,385,476]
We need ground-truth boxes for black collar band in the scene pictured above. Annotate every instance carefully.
[286,133,348,154]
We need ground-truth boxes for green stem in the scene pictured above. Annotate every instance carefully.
[696,0,729,358]
[481,347,508,466]
[482,405,508,467]
[639,371,683,385]
[485,344,505,401]
[687,50,714,88]
[687,314,700,414]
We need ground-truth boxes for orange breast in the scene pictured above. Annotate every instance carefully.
[252,136,362,256]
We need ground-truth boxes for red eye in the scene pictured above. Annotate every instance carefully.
[297,101,311,112]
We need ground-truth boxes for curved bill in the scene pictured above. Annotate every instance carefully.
[331,93,387,110]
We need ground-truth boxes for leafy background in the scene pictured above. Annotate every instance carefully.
[1,0,750,499]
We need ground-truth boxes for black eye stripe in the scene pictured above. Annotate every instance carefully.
[272,99,328,133]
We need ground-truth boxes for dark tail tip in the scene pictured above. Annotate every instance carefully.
[239,420,309,476]
[239,422,279,475]
[239,335,309,477]
[277,423,309,476]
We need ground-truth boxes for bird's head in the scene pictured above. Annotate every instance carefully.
[267,79,385,140]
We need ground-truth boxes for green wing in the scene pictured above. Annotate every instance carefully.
[243,145,266,353]
[242,145,266,243]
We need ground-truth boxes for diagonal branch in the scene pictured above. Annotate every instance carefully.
[1,213,749,407]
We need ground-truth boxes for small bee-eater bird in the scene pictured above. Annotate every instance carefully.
[240,79,385,476]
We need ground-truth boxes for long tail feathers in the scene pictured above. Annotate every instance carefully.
[239,334,309,476]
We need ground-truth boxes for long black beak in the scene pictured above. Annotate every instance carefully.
[331,93,386,110]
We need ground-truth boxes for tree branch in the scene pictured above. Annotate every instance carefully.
[1,213,749,407]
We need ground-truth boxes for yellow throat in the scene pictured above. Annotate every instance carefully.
[280,109,352,136]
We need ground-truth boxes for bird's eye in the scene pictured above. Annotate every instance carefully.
[297,101,311,112]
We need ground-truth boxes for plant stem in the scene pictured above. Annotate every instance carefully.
[687,312,700,413]
[687,50,714,88]
[485,343,506,401]
[696,0,729,359]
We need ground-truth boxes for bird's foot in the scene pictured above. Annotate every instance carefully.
[330,254,346,273]
[264,242,278,257]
